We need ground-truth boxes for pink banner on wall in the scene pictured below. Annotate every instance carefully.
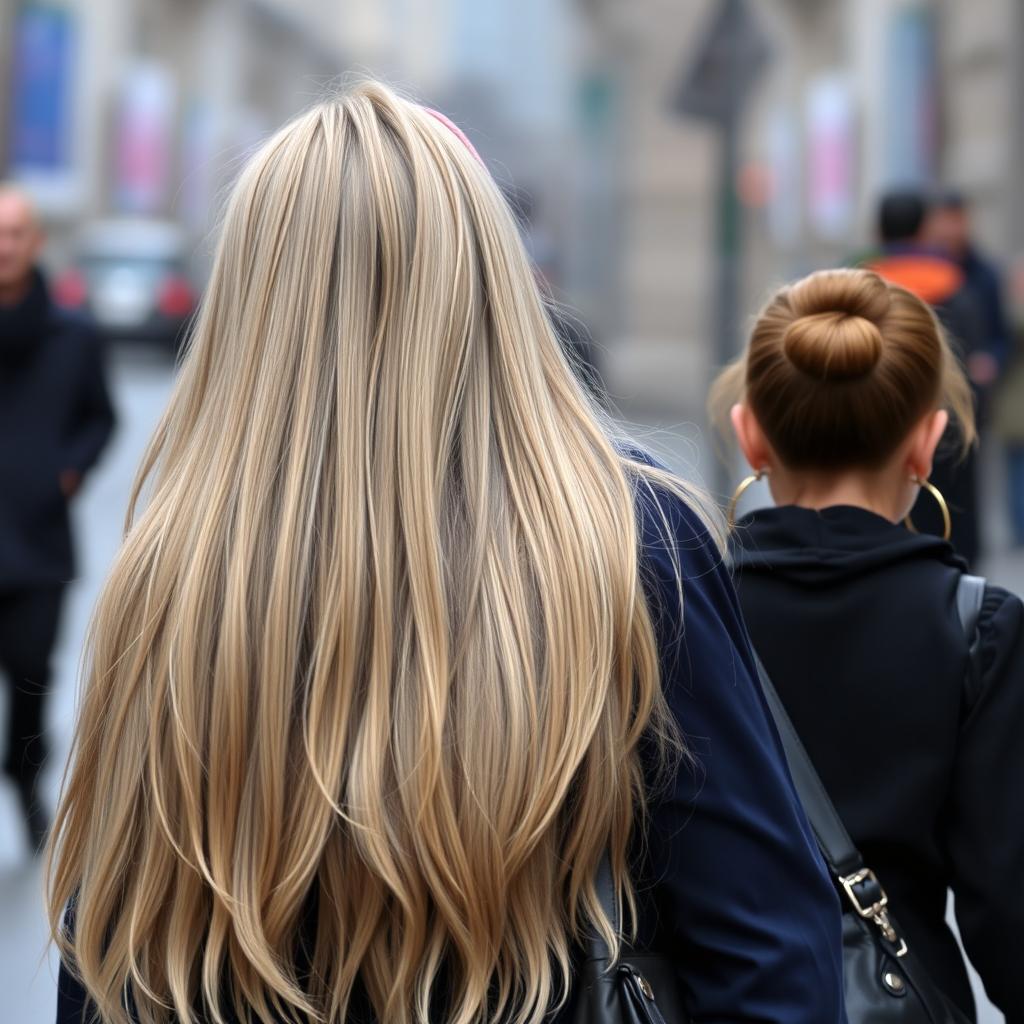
[806,75,857,241]
[114,62,176,214]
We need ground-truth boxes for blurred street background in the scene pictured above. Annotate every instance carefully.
[3,0,1024,1020]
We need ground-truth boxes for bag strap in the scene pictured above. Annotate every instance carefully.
[581,853,620,962]
[755,656,905,951]
[595,853,620,937]
[755,658,864,880]
[756,573,987,951]
[956,573,986,641]
[956,574,986,710]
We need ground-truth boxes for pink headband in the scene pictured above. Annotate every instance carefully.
[422,107,485,167]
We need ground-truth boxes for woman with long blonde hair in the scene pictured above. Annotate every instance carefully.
[49,82,843,1024]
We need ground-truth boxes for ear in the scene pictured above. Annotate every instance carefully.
[906,409,949,480]
[730,403,772,474]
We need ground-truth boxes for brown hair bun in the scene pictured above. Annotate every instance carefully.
[708,267,977,471]
[782,270,889,381]
[782,313,883,380]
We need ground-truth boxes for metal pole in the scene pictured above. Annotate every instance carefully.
[1012,1,1024,258]
[0,0,18,178]
[711,105,742,499]
[672,0,767,497]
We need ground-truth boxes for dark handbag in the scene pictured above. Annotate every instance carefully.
[754,573,985,1024]
[562,855,688,1024]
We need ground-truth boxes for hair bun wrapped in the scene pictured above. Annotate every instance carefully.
[782,269,889,381]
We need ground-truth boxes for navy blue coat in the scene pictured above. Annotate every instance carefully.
[56,481,845,1023]
[625,482,845,1020]
[961,247,1010,369]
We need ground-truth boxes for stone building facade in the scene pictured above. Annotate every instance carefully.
[588,0,1024,422]
[3,0,1022,425]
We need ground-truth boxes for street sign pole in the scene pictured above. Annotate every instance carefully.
[715,106,740,489]
[0,1,16,177]
[672,0,770,498]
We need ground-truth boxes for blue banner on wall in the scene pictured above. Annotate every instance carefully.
[9,4,75,173]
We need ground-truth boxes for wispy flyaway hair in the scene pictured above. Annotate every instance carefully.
[48,81,694,1024]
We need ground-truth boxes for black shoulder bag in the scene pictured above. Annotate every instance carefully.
[753,572,986,1024]
[563,853,687,1024]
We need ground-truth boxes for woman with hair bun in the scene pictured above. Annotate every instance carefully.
[714,267,1024,1021]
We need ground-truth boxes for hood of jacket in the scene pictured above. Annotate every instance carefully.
[730,504,965,588]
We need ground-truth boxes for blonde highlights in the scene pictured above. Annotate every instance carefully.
[47,83,686,1024]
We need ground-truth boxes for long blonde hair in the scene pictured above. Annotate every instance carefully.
[48,82,688,1024]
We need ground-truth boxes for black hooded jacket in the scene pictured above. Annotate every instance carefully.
[0,269,115,588]
[731,504,1024,1022]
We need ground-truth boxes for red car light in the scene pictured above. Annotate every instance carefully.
[157,275,195,318]
[53,269,87,308]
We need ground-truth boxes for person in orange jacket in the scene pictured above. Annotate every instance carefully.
[863,190,984,567]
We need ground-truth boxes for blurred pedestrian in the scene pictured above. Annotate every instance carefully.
[507,182,605,397]
[864,189,984,567]
[926,190,1009,385]
[49,84,845,1024]
[993,339,1024,544]
[715,268,1024,1021]
[928,191,1024,547]
[0,185,115,851]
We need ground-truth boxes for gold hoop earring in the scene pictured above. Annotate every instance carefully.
[727,470,766,530]
[904,476,951,542]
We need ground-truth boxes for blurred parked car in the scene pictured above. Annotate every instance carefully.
[52,219,197,353]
